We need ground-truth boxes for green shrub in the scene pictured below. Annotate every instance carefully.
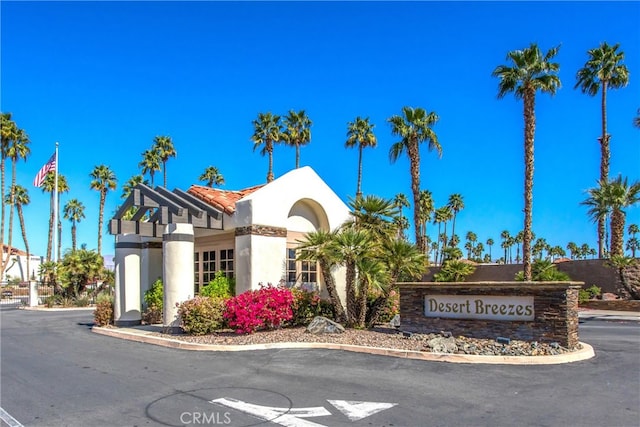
[291,288,333,325]
[143,279,163,324]
[94,295,114,326]
[74,296,90,307]
[177,296,226,335]
[434,260,476,282]
[44,295,61,308]
[579,285,602,304]
[515,260,571,281]
[200,271,235,299]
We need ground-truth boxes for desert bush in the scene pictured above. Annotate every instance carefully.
[579,285,602,304]
[434,260,476,282]
[94,294,114,326]
[366,289,399,324]
[200,271,235,299]
[177,296,226,335]
[224,285,295,334]
[143,279,163,324]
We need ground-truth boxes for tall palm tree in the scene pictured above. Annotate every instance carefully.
[296,229,346,323]
[2,126,29,275]
[584,176,640,257]
[198,166,225,188]
[0,113,17,267]
[393,193,411,240]
[493,43,561,280]
[575,42,630,257]
[634,109,640,129]
[139,149,161,187]
[388,107,441,254]
[418,190,434,254]
[251,112,282,183]
[63,199,85,251]
[41,172,69,262]
[345,194,398,241]
[153,136,176,188]
[90,165,117,255]
[486,238,494,262]
[5,185,31,280]
[447,193,464,245]
[345,117,377,199]
[282,110,312,169]
[566,241,578,260]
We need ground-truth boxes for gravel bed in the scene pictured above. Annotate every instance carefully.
[151,326,580,356]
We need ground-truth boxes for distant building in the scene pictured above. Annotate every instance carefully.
[109,167,350,326]
[1,245,42,283]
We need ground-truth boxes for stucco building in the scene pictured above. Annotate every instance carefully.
[110,167,350,327]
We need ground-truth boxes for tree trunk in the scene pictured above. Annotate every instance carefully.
[597,81,610,258]
[163,160,167,188]
[0,158,5,277]
[98,191,105,255]
[356,145,363,198]
[357,277,369,328]
[295,145,300,169]
[72,223,77,251]
[266,140,274,183]
[522,89,536,281]
[610,209,625,258]
[17,206,30,281]
[408,138,422,254]
[319,260,346,324]
[345,260,357,326]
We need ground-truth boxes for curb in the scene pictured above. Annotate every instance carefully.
[22,306,96,312]
[92,326,596,365]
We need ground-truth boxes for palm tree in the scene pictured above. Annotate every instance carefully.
[41,172,69,262]
[493,43,561,280]
[2,125,29,276]
[282,110,312,169]
[5,185,31,280]
[447,193,464,245]
[90,165,117,255]
[627,237,639,258]
[500,230,511,264]
[0,113,18,269]
[296,229,346,323]
[486,238,494,262]
[251,112,282,183]
[433,206,449,264]
[198,166,225,188]
[121,175,148,199]
[139,149,161,187]
[584,176,640,257]
[63,199,85,251]
[567,242,578,259]
[575,42,630,258]
[465,231,477,259]
[345,117,377,199]
[388,106,441,254]
[153,136,176,188]
[634,108,640,129]
[418,190,434,254]
[333,228,372,326]
[345,194,398,242]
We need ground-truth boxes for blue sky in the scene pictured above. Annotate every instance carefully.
[1,1,639,259]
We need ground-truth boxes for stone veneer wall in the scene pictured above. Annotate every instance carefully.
[399,282,582,348]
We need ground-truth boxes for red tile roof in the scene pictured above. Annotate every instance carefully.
[187,184,264,215]
[2,245,27,256]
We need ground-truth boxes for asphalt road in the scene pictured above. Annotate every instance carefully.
[1,308,638,427]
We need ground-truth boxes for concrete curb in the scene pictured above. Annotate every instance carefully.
[92,326,596,365]
[22,306,96,312]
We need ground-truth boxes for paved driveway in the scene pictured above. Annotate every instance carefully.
[1,309,638,427]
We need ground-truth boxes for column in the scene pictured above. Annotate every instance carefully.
[114,234,142,326]
[163,223,194,332]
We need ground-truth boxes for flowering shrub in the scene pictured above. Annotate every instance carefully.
[224,285,295,334]
[291,288,334,325]
[177,296,226,335]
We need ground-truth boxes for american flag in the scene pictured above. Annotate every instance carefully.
[33,153,56,187]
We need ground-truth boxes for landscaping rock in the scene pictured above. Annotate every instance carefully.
[389,314,401,328]
[306,316,345,334]
[426,336,458,353]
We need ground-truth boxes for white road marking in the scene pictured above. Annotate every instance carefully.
[0,407,24,427]
[328,400,398,421]
[210,397,330,427]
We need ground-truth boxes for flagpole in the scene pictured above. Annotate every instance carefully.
[54,142,59,263]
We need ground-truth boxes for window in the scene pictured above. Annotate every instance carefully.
[220,249,234,278]
[194,248,234,293]
[285,247,318,292]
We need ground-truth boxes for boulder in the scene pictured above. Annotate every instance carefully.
[306,316,345,334]
[389,314,401,328]
[426,336,458,353]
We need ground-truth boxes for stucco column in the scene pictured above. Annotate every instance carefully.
[114,234,142,326]
[140,238,163,310]
[163,223,194,332]
[28,280,38,307]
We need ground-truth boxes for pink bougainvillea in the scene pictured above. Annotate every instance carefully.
[224,284,295,334]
